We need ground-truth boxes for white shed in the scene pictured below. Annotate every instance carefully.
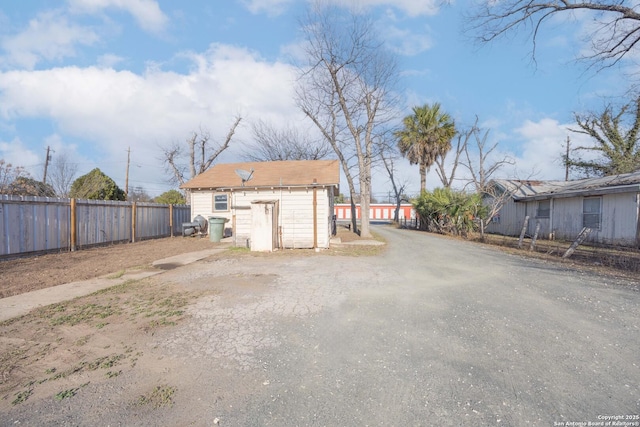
[485,171,640,248]
[180,160,340,249]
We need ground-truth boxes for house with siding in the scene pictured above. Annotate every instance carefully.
[180,160,340,250]
[485,171,640,247]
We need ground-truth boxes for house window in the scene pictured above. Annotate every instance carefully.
[536,200,550,218]
[582,197,601,230]
[213,193,228,211]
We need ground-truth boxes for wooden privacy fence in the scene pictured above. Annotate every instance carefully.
[0,195,191,258]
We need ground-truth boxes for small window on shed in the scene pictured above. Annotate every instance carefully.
[583,197,601,230]
[536,200,550,218]
[214,193,228,211]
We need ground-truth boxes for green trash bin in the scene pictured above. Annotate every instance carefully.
[208,217,227,242]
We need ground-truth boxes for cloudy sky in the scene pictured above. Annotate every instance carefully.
[0,0,628,199]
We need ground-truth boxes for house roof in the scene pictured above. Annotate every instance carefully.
[491,170,640,201]
[180,160,340,190]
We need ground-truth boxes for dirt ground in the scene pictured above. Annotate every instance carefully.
[0,226,638,425]
[0,226,379,423]
[1,225,637,300]
[0,236,216,298]
[0,226,371,299]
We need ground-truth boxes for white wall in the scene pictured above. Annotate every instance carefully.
[190,186,334,249]
[190,191,233,235]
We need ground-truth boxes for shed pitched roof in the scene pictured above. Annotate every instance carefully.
[181,160,340,190]
[491,170,640,201]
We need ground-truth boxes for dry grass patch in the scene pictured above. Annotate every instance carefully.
[0,278,202,410]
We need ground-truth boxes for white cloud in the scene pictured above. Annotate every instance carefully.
[383,25,432,56]
[0,10,99,69]
[330,0,440,17]
[97,53,124,68]
[68,0,169,33]
[512,118,595,180]
[0,44,304,195]
[241,0,439,17]
[0,137,41,177]
[239,0,294,16]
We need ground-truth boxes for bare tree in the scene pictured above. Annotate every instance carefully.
[434,130,467,189]
[48,151,78,197]
[380,144,409,223]
[127,186,153,202]
[0,160,30,194]
[296,2,399,238]
[456,118,518,238]
[467,0,640,70]
[242,119,332,161]
[462,117,515,193]
[161,117,242,187]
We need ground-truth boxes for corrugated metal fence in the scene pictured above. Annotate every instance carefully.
[0,195,191,258]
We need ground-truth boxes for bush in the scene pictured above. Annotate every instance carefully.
[154,189,186,205]
[412,188,486,237]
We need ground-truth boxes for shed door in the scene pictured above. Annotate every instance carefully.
[250,201,278,252]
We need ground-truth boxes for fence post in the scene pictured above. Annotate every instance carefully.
[169,204,174,237]
[563,227,592,259]
[518,215,530,249]
[70,198,77,251]
[529,221,541,251]
[131,202,137,243]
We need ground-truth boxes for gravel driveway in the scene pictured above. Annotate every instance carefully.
[3,225,639,426]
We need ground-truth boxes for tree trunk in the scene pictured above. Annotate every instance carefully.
[359,167,373,238]
[419,163,427,193]
[350,196,358,234]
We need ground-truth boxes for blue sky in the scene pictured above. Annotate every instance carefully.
[0,0,629,199]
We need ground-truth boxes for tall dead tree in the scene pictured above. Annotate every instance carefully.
[460,117,518,237]
[434,130,467,189]
[161,117,242,187]
[380,144,409,223]
[296,2,398,237]
[462,117,515,194]
[48,151,78,197]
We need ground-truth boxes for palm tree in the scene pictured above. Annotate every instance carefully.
[395,103,456,192]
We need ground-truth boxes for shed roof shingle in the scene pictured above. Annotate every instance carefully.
[181,160,340,190]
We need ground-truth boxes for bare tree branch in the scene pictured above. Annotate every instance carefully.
[467,0,640,69]
[242,119,332,161]
[48,151,78,197]
[568,95,640,175]
[0,160,30,194]
[380,143,409,222]
[434,130,467,189]
[461,117,516,192]
[160,117,242,187]
[296,2,399,238]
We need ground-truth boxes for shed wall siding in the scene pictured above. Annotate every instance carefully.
[190,187,333,249]
[485,198,527,236]
[191,193,212,220]
[487,192,640,246]
[551,198,583,240]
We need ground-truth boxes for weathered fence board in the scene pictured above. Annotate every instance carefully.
[0,195,190,258]
[136,203,172,240]
[76,199,132,248]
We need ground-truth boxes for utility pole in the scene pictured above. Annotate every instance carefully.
[43,146,52,184]
[125,146,130,198]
